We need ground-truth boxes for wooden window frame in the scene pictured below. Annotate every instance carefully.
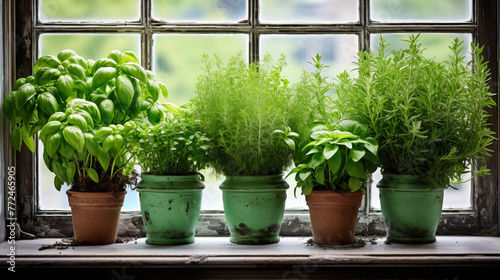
[4,0,498,239]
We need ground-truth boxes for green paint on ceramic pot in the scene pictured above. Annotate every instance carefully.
[136,174,204,245]
[220,174,289,245]
[377,174,445,244]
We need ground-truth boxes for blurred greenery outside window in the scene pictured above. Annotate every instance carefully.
[36,1,475,216]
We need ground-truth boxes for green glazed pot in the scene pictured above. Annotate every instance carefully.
[220,174,289,245]
[377,174,445,244]
[136,173,204,245]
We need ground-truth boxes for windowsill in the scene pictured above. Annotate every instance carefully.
[2,236,500,278]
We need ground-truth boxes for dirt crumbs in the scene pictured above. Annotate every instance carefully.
[305,236,379,249]
[38,237,138,250]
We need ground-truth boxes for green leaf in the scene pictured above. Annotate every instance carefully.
[94,127,114,141]
[158,82,169,99]
[10,127,22,151]
[315,165,325,185]
[37,92,59,116]
[39,121,63,142]
[67,63,87,80]
[350,145,366,162]
[86,168,99,183]
[302,183,313,195]
[59,139,76,159]
[348,176,362,192]
[44,132,62,157]
[147,79,160,102]
[364,137,379,155]
[285,138,295,151]
[161,102,181,114]
[63,125,85,153]
[54,176,64,191]
[66,161,77,183]
[147,104,164,124]
[102,135,115,153]
[97,146,110,171]
[98,99,115,126]
[67,114,88,131]
[84,133,98,156]
[108,50,122,64]
[15,83,36,109]
[299,170,312,181]
[115,74,134,110]
[21,125,35,153]
[57,50,77,62]
[57,74,75,102]
[345,158,365,178]
[327,150,342,174]
[92,67,117,88]
[38,68,61,85]
[323,144,339,160]
[121,51,140,64]
[33,55,60,74]
[308,151,325,169]
[3,92,17,121]
[92,58,118,74]
[121,62,147,83]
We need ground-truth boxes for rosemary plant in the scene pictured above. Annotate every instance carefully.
[334,34,495,188]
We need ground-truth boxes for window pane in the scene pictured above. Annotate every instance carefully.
[370,0,472,23]
[153,34,248,211]
[38,34,141,211]
[152,0,247,23]
[261,34,359,210]
[368,33,473,210]
[370,33,472,62]
[39,33,141,59]
[38,0,140,22]
[260,0,359,24]
[260,34,359,83]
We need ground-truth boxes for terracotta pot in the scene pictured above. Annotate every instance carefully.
[66,190,126,245]
[306,190,363,244]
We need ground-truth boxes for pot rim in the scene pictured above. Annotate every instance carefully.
[220,173,289,191]
[136,173,205,190]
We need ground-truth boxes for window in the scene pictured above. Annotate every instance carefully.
[5,0,498,238]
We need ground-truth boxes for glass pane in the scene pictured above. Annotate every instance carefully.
[152,0,247,23]
[38,0,140,22]
[153,34,248,211]
[370,33,473,62]
[370,0,472,23]
[260,0,359,24]
[261,34,359,210]
[260,34,359,84]
[38,33,141,211]
[368,33,473,210]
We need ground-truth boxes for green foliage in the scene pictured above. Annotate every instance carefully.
[3,49,169,192]
[334,34,496,188]
[130,103,211,176]
[284,120,378,195]
[192,52,309,176]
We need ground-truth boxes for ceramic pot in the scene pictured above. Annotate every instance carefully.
[136,174,204,245]
[306,190,364,244]
[220,174,289,245]
[66,190,126,245]
[377,174,445,244]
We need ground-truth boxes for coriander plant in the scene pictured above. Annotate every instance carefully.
[334,34,495,188]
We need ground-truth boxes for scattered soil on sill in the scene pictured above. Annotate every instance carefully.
[305,235,379,249]
[38,237,138,251]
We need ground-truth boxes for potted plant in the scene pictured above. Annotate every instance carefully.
[334,35,495,243]
[191,53,310,244]
[3,49,168,244]
[277,55,379,245]
[130,103,210,245]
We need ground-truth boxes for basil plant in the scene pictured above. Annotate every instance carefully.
[281,120,379,196]
[3,49,169,193]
